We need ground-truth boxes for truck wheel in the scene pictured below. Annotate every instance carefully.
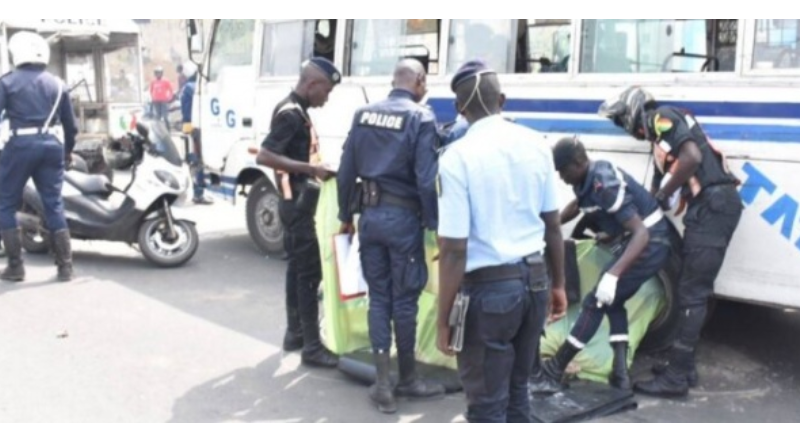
[246,177,285,256]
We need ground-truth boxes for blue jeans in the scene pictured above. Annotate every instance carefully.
[457,262,548,423]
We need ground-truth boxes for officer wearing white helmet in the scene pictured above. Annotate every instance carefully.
[180,61,212,204]
[0,31,78,283]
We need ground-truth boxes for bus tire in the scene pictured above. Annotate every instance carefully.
[246,177,285,256]
[638,227,683,353]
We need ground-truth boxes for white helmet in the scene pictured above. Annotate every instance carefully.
[182,61,198,79]
[8,31,50,67]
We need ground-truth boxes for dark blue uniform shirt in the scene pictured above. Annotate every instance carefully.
[337,89,439,230]
[576,160,667,237]
[0,64,78,153]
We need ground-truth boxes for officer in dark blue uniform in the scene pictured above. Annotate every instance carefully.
[0,31,77,283]
[600,87,743,398]
[337,58,443,414]
[257,57,341,368]
[530,137,671,394]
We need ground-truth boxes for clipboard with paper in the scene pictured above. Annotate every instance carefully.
[332,234,369,301]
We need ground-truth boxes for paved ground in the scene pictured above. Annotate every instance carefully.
[0,200,797,422]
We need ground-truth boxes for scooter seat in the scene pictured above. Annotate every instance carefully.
[65,171,112,197]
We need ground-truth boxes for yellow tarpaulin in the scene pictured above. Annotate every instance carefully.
[315,180,665,382]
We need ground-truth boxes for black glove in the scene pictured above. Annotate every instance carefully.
[654,190,671,211]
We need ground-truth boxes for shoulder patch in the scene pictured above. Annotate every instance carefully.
[654,114,674,138]
[357,111,407,132]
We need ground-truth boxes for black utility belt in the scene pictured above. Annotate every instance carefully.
[359,181,420,213]
[464,253,543,285]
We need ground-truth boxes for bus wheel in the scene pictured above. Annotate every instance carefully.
[638,228,683,353]
[246,177,285,257]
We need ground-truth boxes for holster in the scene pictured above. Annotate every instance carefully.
[348,181,364,216]
[295,180,321,213]
[362,180,381,208]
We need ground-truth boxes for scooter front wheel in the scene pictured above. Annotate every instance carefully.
[138,218,199,267]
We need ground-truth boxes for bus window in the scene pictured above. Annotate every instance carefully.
[260,20,316,77]
[105,45,141,103]
[580,19,736,73]
[447,19,517,74]
[525,19,571,73]
[753,19,800,70]
[349,19,440,76]
[209,19,255,81]
[66,52,97,102]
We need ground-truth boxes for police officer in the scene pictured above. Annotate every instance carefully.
[337,59,443,413]
[600,87,743,398]
[439,114,469,148]
[179,61,212,205]
[256,57,340,368]
[530,137,671,394]
[436,60,566,423]
[0,31,77,283]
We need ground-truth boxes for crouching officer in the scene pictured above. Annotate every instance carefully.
[257,57,341,368]
[600,86,743,398]
[337,59,444,414]
[530,137,671,394]
[0,31,77,283]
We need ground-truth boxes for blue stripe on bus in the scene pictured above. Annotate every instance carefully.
[428,98,800,121]
[428,98,800,143]
[510,118,800,143]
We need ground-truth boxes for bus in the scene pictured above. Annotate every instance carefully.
[185,19,800,349]
[0,19,146,179]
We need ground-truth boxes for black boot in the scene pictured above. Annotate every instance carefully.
[299,295,338,368]
[282,307,304,352]
[531,341,581,395]
[369,351,397,414]
[529,354,562,395]
[52,230,73,282]
[1,228,25,282]
[651,355,699,388]
[634,346,691,399]
[609,341,632,391]
[395,352,445,399]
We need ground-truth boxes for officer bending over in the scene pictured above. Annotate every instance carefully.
[530,137,671,394]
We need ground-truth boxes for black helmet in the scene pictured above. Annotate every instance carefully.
[598,86,655,140]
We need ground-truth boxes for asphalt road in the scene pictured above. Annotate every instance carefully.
[0,200,797,422]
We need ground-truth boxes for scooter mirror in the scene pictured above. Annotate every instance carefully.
[135,122,150,139]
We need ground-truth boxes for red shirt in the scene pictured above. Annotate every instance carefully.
[150,79,174,103]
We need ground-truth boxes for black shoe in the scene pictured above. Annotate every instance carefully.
[301,345,339,368]
[283,330,304,352]
[635,348,692,399]
[535,341,581,394]
[52,230,73,282]
[652,360,699,388]
[634,373,689,399]
[1,228,24,283]
[370,352,397,414]
[395,352,445,400]
[529,368,563,396]
[609,341,632,391]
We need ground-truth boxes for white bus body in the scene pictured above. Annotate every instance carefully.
[188,19,800,313]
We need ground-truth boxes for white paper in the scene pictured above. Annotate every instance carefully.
[333,234,368,299]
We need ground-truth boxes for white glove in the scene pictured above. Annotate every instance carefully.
[595,273,619,308]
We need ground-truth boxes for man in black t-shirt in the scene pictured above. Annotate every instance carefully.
[256,57,341,368]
